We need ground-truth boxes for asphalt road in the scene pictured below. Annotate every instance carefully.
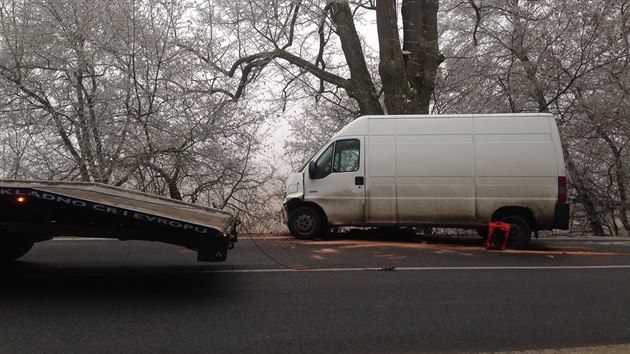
[1,233,630,353]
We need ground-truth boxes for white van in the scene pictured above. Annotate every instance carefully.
[282,113,570,248]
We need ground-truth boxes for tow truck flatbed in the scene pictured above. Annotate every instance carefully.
[0,180,238,262]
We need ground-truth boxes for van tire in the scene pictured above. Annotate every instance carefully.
[499,215,532,249]
[288,206,324,239]
[0,239,34,263]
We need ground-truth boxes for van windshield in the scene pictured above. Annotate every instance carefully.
[299,140,332,172]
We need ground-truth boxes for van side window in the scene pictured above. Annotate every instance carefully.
[312,139,360,179]
[333,139,360,173]
[313,143,334,179]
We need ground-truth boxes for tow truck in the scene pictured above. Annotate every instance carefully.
[0,180,238,263]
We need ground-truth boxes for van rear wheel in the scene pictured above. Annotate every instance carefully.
[288,206,324,239]
[499,215,532,249]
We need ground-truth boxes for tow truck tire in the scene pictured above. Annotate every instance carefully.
[499,214,532,249]
[288,206,324,239]
[0,239,34,263]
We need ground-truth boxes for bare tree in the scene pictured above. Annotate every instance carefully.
[183,0,443,115]
[437,0,630,235]
[0,0,275,224]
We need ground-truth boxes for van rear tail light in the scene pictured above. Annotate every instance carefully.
[558,176,567,203]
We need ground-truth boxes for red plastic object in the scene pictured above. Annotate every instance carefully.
[485,222,511,250]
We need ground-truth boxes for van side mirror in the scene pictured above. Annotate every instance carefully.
[308,161,317,179]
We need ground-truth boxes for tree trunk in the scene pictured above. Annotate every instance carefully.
[565,151,606,235]
[401,0,441,114]
[375,0,442,114]
[376,0,417,114]
[330,3,383,115]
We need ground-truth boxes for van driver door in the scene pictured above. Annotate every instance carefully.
[303,137,365,225]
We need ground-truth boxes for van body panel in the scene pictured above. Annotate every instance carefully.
[284,113,570,237]
[368,118,396,135]
[395,133,476,224]
[472,115,560,228]
[396,115,474,136]
[397,176,476,224]
[366,135,397,223]
[337,117,369,137]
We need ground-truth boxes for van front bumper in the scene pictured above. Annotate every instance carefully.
[281,205,289,225]
[553,202,570,230]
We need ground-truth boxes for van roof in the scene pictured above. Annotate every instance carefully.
[333,113,554,138]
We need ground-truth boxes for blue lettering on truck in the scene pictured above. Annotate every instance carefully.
[1,187,211,235]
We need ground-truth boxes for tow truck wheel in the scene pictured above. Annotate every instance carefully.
[288,206,324,239]
[499,215,532,249]
[0,239,34,263]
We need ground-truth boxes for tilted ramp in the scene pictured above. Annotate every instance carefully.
[0,180,238,262]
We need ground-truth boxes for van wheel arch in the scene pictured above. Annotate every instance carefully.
[492,207,536,249]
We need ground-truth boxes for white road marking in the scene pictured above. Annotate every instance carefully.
[4,264,629,279]
[210,264,630,274]
[486,343,630,354]
[53,237,113,241]
[578,241,630,246]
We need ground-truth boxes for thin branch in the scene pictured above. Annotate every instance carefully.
[468,0,481,45]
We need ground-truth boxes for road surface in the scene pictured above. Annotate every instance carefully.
[1,233,629,353]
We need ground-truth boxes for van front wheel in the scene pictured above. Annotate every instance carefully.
[288,206,324,239]
[499,215,532,249]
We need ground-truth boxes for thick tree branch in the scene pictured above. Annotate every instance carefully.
[330,2,383,114]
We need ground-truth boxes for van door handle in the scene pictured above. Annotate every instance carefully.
[355,176,364,186]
